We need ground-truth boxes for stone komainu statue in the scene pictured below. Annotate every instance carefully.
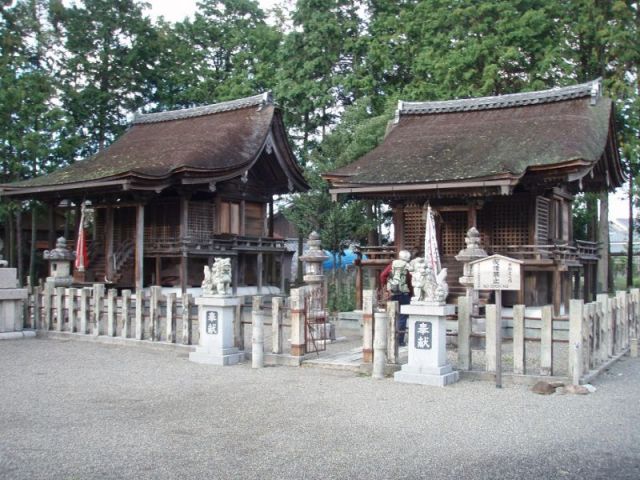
[202,258,232,296]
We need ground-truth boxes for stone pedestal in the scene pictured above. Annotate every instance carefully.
[394,303,459,387]
[0,268,29,338]
[189,296,243,366]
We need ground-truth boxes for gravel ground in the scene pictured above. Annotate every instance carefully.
[1,337,639,480]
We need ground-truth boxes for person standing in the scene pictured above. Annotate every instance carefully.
[380,250,412,346]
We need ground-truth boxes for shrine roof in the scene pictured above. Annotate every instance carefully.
[1,93,308,198]
[325,79,624,197]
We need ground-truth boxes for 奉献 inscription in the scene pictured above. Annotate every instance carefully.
[415,321,432,350]
[206,311,218,335]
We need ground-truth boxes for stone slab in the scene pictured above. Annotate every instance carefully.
[0,269,17,289]
[0,331,36,340]
[394,369,460,387]
[401,303,455,317]
[0,289,28,300]
[189,350,244,366]
[195,295,241,307]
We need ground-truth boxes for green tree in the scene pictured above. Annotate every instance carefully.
[57,0,156,155]
[151,0,281,109]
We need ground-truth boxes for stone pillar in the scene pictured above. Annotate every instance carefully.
[455,227,487,315]
[251,296,264,368]
[394,303,459,386]
[290,287,306,357]
[372,310,388,379]
[189,294,243,366]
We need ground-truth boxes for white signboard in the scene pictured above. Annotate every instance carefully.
[471,254,522,291]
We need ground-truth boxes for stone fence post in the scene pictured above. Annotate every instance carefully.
[372,310,388,379]
[252,296,264,368]
[362,289,374,363]
[290,288,306,357]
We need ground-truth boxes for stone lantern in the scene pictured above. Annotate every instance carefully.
[43,237,75,287]
[455,227,488,313]
[299,231,329,287]
[299,231,333,340]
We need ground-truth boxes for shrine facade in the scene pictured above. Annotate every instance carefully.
[1,93,308,293]
[324,79,624,313]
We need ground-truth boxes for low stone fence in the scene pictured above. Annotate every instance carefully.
[456,289,640,384]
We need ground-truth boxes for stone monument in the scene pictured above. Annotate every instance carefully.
[44,237,75,287]
[394,205,459,387]
[189,257,243,366]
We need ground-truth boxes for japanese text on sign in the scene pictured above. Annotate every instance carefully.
[206,311,218,335]
[414,321,432,350]
[471,254,522,291]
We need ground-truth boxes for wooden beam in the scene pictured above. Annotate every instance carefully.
[135,204,144,292]
[240,199,246,236]
[467,202,477,228]
[552,267,561,316]
[180,196,189,241]
[180,254,188,295]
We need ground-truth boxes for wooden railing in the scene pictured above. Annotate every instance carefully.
[145,235,288,254]
[491,240,599,263]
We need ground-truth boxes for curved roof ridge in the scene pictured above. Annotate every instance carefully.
[399,78,602,116]
[133,91,273,125]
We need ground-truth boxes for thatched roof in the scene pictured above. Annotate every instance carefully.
[325,79,624,199]
[1,93,308,199]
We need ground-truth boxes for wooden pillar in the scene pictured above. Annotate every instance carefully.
[279,251,286,292]
[552,267,562,316]
[257,252,263,293]
[155,257,161,286]
[135,204,144,292]
[467,202,477,228]
[179,196,189,296]
[355,260,363,310]
[583,265,591,302]
[268,200,274,237]
[563,271,571,310]
[392,203,405,250]
[104,206,114,281]
[240,200,246,236]
[47,202,56,249]
[231,256,238,296]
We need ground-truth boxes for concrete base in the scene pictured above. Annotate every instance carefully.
[189,347,244,366]
[394,364,460,386]
[0,330,36,340]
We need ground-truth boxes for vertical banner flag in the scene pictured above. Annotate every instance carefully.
[424,204,440,274]
[75,204,88,271]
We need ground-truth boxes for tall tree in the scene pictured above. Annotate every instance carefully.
[57,0,156,155]
[151,0,281,109]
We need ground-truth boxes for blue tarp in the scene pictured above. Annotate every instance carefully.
[322,249,366,270]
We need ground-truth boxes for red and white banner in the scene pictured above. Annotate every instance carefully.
[75,205,88,272]
[424,204,440,274]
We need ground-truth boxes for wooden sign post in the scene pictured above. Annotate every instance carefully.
[470,254,523,388]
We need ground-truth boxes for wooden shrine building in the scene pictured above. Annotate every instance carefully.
[0,93,309,293]
[324,79,624,312]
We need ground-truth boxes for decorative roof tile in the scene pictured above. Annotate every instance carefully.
[133,92,272,124]
[399,79,601,116]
